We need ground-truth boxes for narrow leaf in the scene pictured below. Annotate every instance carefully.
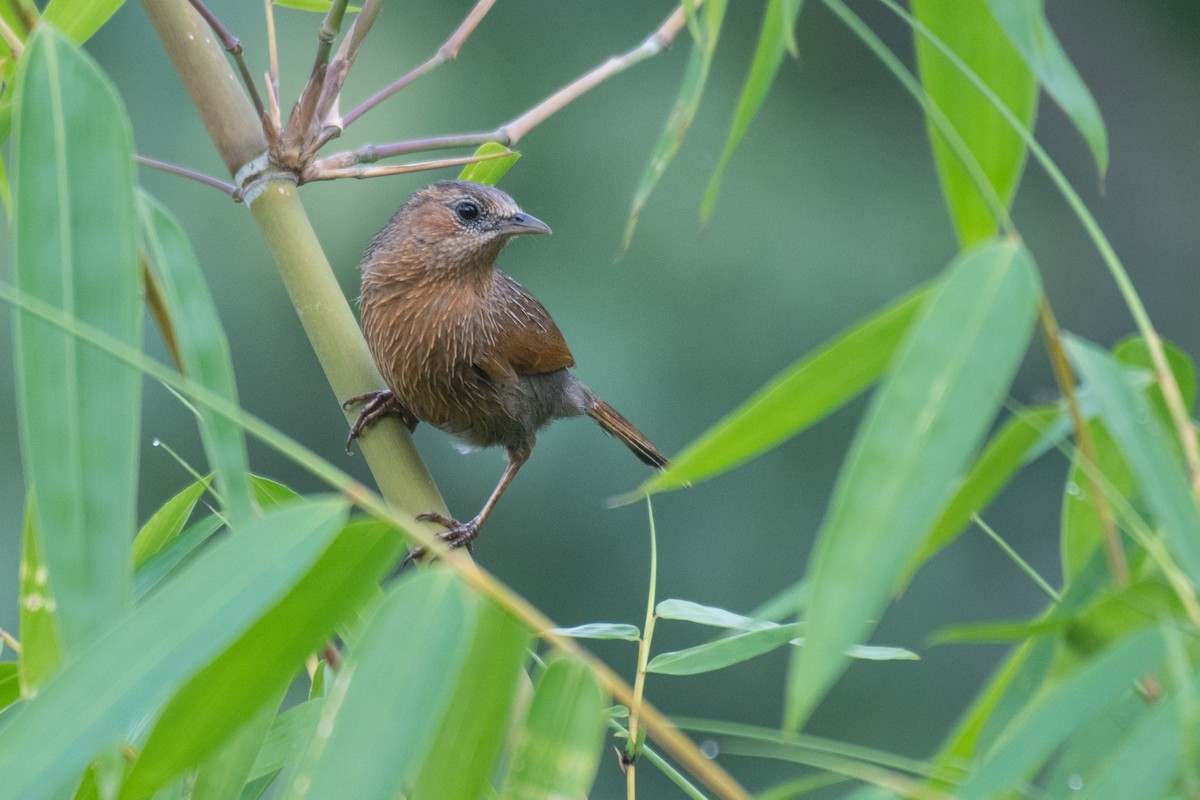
[12,24,140,654]
[1067,336,1200,586]
[1060,421,1132,580]
[274,0,362,11]
[41,0,126,43]
[655,599,773,631]
[627,283,932,502]
[190,694,284,800]
[121,518,403,799]
[280,569,475,800]
[133,513,224,599]
[551,623,641,641]
[701,0,805,220]
[0,500,349,800]
[909,404,1063,576]
[457,142,519,186]
[649,624,801,676]
[131,479,206,568]
[0,662,19,711]
[140,192,254,524]
[957,626,1167,799]
[499,658,607,800]
[411,601,533,800]
[623,0,728,248]
[18,493,62,695]
[786,239,1041,729]
[247,698,323,784]
[984,0,1108,175]
[912,0,1038,245]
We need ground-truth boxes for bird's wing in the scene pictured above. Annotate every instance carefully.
[478,271,575,383]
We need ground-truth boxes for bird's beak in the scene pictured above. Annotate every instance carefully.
[500,212,552,236]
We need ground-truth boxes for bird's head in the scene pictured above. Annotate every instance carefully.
[367,180,551,275]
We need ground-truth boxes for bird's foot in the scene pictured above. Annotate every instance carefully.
[400,512,480,569]
[342,390,397,454]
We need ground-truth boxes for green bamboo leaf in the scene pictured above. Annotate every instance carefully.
[0,500,349,800]
[121,518,402,799]
[190,694,284,800]
[18,492,62,695]
[957,626,1167,799]
[551,623,642,641]
[701,0,805,220]
[140,192,254,525]
[41,0,125,43]
[984,0,1108,176]
[280,569,475,800]
[247,698,323,787]
[411,601,532,800]
[457,142,520,186]
[656,598,773,631]
[250,474,303,508]
[931,618,1069,645]
[132,514,223,599]
[649,624,802,676]
[786,239,1041,730]
[625,283,932,503]
[912,0,1038,245]
[12,25,140,654]
[1067,336,1200,586]
[499,658,607,800]
[131,480,207,568]
[1114,335,1197,422]
[623,0,728,248]
[273,0,361,11]
[1060,421,1132,580]
[1063,679,1195,800]
[909,404,1064,577]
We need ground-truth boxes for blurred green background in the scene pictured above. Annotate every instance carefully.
[2,0,1198,794]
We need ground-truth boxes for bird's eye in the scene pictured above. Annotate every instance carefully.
[455,201,480,223]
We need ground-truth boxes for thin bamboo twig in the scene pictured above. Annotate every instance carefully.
[135,155,238,197]
[1038,300,1127,584]
[873,0,1200,500]
[264,0,281,130]
[307,0,386,151]
[0,279,752,800]
[343,0,496,128]
[301,151,510,183]
[185,0,266,118]
[626,499,660,798]
[313,3,694,172]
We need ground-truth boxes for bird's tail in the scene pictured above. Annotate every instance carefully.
[588,399,669,469]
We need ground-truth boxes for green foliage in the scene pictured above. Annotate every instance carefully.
[787,239,1042,729]
[912,0,1038,244]
[12,25,141,657]
[2,3,1198,799]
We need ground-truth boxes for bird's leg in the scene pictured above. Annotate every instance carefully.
[403,448,529,565]
[342,389,417,453]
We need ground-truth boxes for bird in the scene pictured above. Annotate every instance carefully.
[345,180,668,557]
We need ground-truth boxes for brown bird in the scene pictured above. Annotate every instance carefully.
[345,180,667,555]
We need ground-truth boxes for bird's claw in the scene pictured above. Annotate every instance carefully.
[398,512,479,568]
[342,390,396,454]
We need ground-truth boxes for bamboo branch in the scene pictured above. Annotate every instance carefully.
[0,12,22,56]
[1038,300,1127,585]
[301,151,509,183]
[343,0,496,128]
[314,3,692,172]
[136,155,237,197]
[185,0,266,118]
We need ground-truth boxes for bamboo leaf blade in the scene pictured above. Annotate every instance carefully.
[279,569,475,800]
[12,25,141,655]
[120,517,402,799]
[1066,336,1200,586]
[956,626,1167,800]
[623,0,728,248]
[457,142,520,186]
[911,0,1038,245]
[41,0,126,43]
[984,0,1108,176]
[649,625,803,676]
[131,479,207,568]
[139,192,255,525]
[786,239,1041,730]
[499,658,608,800]
[551,623,642,641]
[626,283,932,502]
[701,0,805,220]
[18,493,62,695]
[0,500,350,800]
